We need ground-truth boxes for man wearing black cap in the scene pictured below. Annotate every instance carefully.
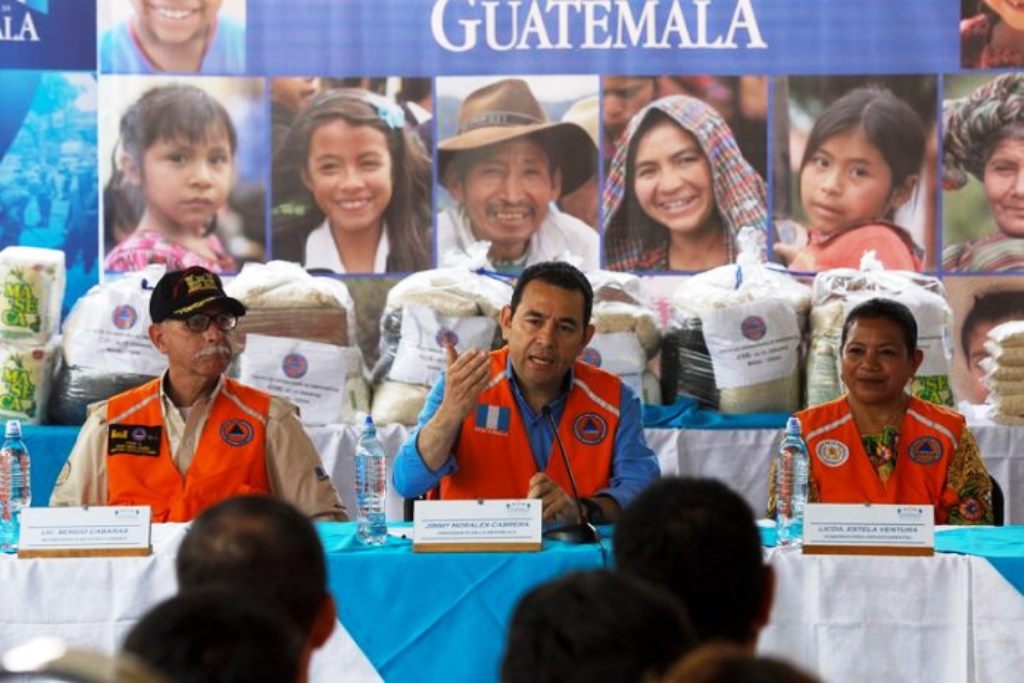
[50,266,346,522]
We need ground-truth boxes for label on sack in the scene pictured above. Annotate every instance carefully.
[701,300,800,389]
[237,334,364,425]
[390,304,497,387]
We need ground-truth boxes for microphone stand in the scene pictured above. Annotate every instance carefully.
[541,406,599,544]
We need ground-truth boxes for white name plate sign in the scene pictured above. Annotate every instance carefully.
[803,503,934,556]
[413,499,542,553]
[18,506,152,558]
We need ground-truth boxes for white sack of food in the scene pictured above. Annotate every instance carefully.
[236,334,368,425]
[389,304,497,388]
[988,320,1024,348]
[980,356,1024,382]
[983,340,1024,367]
[370,380,430,426]
[0,246,65,343]
[0,342,56,424]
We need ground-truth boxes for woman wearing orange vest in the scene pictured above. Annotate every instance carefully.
[771,298,993,525]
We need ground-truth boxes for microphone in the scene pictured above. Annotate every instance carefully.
[541,405,599,544]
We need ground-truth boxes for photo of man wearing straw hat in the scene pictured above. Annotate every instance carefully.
[436,77,599,273]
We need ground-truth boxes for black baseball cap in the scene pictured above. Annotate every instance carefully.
[149,267,246,323]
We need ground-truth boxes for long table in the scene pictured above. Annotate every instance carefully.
[24,418,1024,524]
[2,523,1024,683]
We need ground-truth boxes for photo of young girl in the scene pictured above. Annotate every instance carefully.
[102,77,265,274]
[774,78,934,272]
[944,73,1024,272]
[602,92,767,272]
[961,0,1024,69]
[271,85,432,274]
[98,0,246,75]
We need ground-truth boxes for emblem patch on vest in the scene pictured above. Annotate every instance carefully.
[815,439,849,467]
[573,413,608,445]
[220,419,254,447]
[108,424,161,457]
[908,436,942,465]
[475,404,510,435]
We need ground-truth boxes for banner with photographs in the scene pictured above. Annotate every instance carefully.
[2,0,1023,409]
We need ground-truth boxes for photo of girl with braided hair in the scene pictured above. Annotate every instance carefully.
[944,73,1024,272]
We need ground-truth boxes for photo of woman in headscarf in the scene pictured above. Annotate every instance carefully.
[601,95,767,273]
[943,73,1024,272]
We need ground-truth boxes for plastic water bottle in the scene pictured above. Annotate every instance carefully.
[775,416,808,547]
[0,419,31,553]
[355,415,388,545]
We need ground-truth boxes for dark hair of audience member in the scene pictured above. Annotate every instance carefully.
[175,496,329,635]
[501,569,698,683]
[122,588,304,683]
[509,260,594,327]
[664,643,820,683]
[614,477,771,645]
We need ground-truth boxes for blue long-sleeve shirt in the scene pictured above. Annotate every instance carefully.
[392,358,660,508]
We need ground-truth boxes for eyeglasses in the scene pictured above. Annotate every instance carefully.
[181,312,237,333]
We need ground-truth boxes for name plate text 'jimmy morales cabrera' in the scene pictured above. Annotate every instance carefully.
[18,506,152,559]
[413,499,542,552]
[802,503,935,557]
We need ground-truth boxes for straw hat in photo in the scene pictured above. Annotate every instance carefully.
[438,78,596,196]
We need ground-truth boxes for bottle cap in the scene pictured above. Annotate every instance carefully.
[5,419,21,439]
[785,416,801,435]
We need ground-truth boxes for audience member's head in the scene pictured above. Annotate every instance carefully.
[614,477,774,649]
[961,289,1024,403]
[123,589,305,683]
[175,496,336,648]
[501,569,697,683]
[665,643,820,683]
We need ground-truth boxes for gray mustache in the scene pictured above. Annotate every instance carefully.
[195,345,233,359]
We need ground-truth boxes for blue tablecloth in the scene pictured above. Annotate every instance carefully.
[937,526,1024,595]
[318,522,611,683]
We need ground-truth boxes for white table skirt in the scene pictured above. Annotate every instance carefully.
[3,526,1023,683]
[312,417,1024,524]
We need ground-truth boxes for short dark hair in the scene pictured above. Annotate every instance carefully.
[960,290,1024,362]
[509,261,594,327]
[840,297,918,354]
[665,643,821,683]
[501,569,697,683]
[175,496,328,635]
[123,588,304,683]
[614,477,768,645]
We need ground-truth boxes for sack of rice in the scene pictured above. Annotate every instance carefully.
[665,227,810,413]
[371,265,512,424]
[806,253,954,407]
[226,261,354,347]
[0,246,65,343]
[237,334,369,425]
[47,266,166,425]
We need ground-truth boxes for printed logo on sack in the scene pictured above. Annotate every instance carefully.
[580,347,602,367]
[573,413,608,446]
[908,436,942,465]
[130,427,148,442]
[112,305,138,330]
[435,328,459,348]
[740,315,767,341]
[815,439,849,467]
[220,419,254,447]
[282,353,308,379]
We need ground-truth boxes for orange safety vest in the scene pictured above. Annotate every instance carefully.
[106,377,271,522]
[795,396,962,519]
[438,347,620,500]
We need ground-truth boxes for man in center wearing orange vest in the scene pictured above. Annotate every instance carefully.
[393,261,660,525]
[50,266,347,522]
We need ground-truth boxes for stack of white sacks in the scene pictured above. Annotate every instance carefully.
[662,227,811,413]
[226,261,369,426]
[49,264,164,424]
[584,271,661,404]
[370,265,513,425]
[982,320,1024,425]
[805,252,954,408]
[0,246,65,424]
